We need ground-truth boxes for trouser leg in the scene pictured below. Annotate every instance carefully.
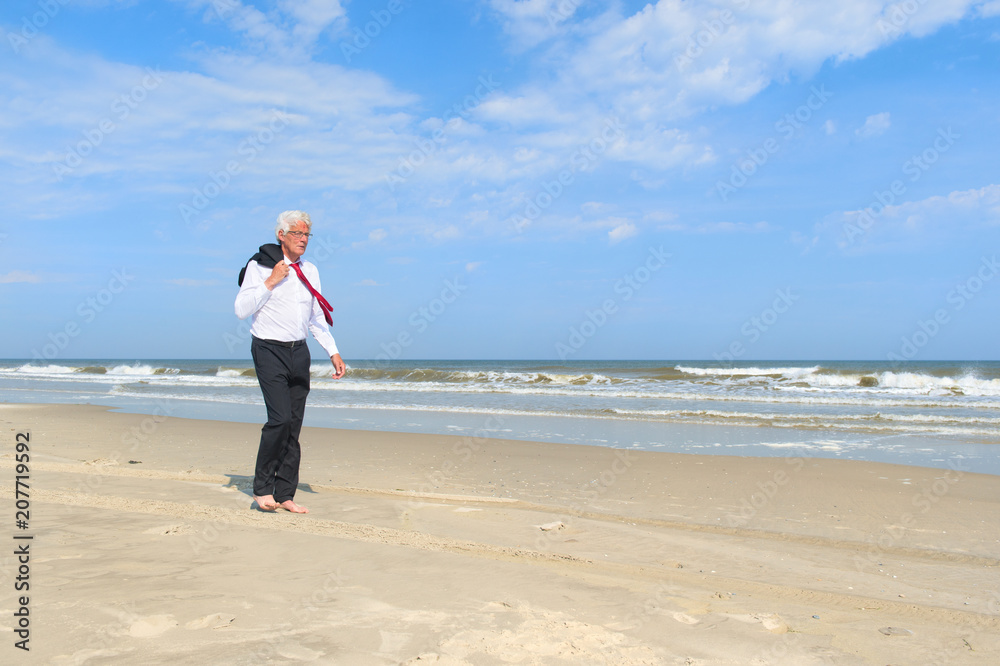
[272,343,311,503]
[252,339,293,497]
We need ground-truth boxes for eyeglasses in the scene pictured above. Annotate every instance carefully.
[284,231,312,239]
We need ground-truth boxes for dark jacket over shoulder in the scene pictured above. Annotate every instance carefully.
[238,243,284,286]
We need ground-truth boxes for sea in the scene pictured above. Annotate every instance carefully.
[1,359,998,475]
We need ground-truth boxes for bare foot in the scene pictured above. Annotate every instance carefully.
[253,495,277,512]
[277,500,308,514]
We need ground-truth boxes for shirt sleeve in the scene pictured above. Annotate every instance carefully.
[234,260,273,320]
[307,269,340,358]
[305,266,340,357]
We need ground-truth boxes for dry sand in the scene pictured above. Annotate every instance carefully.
[1,403,998,664]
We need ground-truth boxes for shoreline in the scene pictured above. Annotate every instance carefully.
[2,403,999,663]
[7,391,998,476]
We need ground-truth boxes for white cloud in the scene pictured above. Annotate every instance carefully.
[856,112,891,138]
[487,0,584,49]
[0,34,420,223]
[190,0,347,56]
[581,201,614,215]
[433,225,462,241]
[475,88,580,127]
[2,0,988,244]
[0,271,41,284]
[608,221,638,244]
[465,261,483,272]
[472,0,983,174]
[823,119,837,135]
[823,183,1000,251]
[278,0,347,44]
[658,220,774,234]
[351,228,389,249]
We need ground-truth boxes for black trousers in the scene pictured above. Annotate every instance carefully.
[250,336,311,502]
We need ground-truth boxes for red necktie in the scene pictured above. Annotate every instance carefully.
[289,262,333,325]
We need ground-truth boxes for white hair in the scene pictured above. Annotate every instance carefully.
[275,210,311,240]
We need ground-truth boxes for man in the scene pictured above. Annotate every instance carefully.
[235,210,346,514]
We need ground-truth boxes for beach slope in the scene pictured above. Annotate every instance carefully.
[2,404,998,664]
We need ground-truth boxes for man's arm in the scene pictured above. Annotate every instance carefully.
[303,264,345,378]
[235,260,289,319]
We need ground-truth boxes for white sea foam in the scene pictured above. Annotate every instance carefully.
[14,364,76,374]
[105,364,171,376]
[5,360,999,448]
[756,440,850,452]
[676,365,820,378]
[6,362,998,409]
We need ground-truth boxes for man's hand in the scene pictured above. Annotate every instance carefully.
[331,353,346,379]
[264,260,290,290]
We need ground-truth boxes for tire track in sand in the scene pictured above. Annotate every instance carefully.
[6,481,1000,632]
[8,459,998,568]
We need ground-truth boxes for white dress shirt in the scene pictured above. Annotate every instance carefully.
[235,254,339,357]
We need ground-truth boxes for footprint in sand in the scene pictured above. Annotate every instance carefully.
[276,644,323,660]
[143,524,190,536]
[84,458,120,467]
[878,626,913,636]
[672,612,700,625]
[185,613,236,630]
[378,631,413,653]
[401,653,467,665]
[129,615,178,637]
[758,615,788,634]
[728,612,789,634]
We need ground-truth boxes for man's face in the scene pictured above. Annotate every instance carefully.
[279,220,310,259]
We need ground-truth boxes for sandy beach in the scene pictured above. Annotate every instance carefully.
[2,403,998,664]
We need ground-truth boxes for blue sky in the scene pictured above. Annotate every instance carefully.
[1,0,999,361]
